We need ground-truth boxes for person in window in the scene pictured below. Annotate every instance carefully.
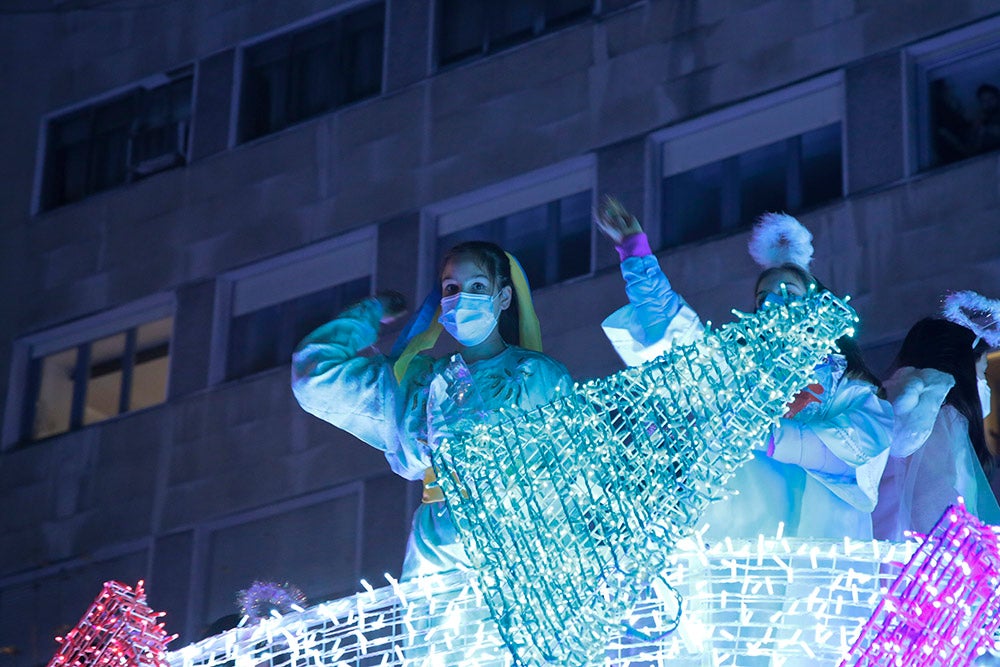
[595,200,892,541]
[292,240,573,580]
[972,83,1000,154]
[873,296,1000,540]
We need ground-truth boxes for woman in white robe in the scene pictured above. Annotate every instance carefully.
[874,315,1000,540]
[595,203,892,542]
[292,241,573,580]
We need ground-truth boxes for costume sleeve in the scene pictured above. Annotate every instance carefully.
[601,254,704,367]
[923,408,1000,528]
[904,409,980,533]
[291,298,403,459]
[883,366,954,457]
[769,378,893,512]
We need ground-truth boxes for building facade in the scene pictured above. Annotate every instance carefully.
[1,0,1000,660]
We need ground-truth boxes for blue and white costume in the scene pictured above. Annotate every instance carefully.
[602,254,893,540]
[292,297,573,579]
[873,366,1000,540]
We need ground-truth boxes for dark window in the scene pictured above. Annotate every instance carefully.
[922,49,1000,171]
[239,3,385,143]
[23,317,173,441]
[437,0,594,67]
[436,190,592,290]
[660,123,842,249]
[800,123,843,206]
[42,71,193,211]
[227,277,371,380]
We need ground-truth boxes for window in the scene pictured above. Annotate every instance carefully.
[911,22,1000,171]
[226,279,370,380]
[16,301,174,442]
[654,76,844,249]
[214,229,375,382]
[239,3,385,143]
[40,68,193,211]
[437,0,594,67]
[426,158,594,291]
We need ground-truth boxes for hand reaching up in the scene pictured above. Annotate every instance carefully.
[375,290,408,325]
[594,195,644,245]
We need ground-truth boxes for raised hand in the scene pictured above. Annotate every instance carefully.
[594,195,644,245]
[375,290,408,325]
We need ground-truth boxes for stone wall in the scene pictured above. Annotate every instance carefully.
[1,0,999,657]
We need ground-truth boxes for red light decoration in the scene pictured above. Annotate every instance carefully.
[47,580,175,667]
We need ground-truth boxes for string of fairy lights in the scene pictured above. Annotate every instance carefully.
[163,515,1000,665]
[432,288,858,665]
[154,290,1000,666]
[161,535,958,667]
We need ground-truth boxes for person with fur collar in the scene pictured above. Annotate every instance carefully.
[873,295,1000,540]
[595,200,892,541]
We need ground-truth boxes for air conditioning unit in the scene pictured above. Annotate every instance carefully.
[130,120,188,178]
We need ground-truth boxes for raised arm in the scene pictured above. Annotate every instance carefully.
[291,294,407,457]
[596,196,703,366]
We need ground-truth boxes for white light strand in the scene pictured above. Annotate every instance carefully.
[167,538,920,667]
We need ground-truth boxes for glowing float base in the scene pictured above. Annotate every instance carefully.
[166,534,1000,667]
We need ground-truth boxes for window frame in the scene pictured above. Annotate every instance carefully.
[208,226,377,386]
[183,479,367,639]
[432,0,598,71]
[418,155,597,299]
[905,14,1000,176]
[646,73,846,250]
[231,0,388,148]
[33,65,198,216]
[3,294,177,449]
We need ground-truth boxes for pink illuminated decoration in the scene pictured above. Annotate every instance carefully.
[841,502,1000,666]
[47,580,175,667]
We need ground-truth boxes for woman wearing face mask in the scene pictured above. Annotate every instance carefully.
[873,300,1000,540]
[595,202,892,540]
[291,240,573,580]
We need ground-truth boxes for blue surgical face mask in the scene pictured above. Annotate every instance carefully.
[759,291,794,310]
[439,292,499,346]
[979,378,992,419]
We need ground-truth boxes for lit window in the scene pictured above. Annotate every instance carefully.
[238,3,385,143]
[912,27,1000,171]
[655,76,844,249]
[436,0,594,67]
[427,158,594,291]
[215,229,375,382]
[40,68,193,211]
[22,311,173,442]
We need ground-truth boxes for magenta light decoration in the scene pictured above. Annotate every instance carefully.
[841,502,1000,666]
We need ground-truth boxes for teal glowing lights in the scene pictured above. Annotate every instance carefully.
[433,289,859,666]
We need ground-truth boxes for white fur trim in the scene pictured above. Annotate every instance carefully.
[747,212,814,270]
[883,366,955,457]
[942,290,1000,348]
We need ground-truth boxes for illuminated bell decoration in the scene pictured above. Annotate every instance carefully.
[842,501,1000,667]
[48,580,174,667]
[432,288,858,666]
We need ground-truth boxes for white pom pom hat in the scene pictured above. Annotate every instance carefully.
[747,212,814,272]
